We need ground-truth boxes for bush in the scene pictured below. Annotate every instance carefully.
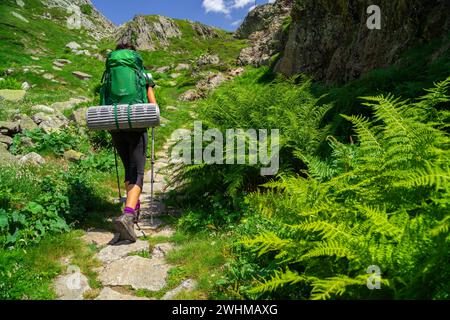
[172,68,332,227]
[0,78,21,90]
[0,162,109,248]
[231,78,450,299]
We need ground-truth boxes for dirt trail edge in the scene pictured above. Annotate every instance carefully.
[53,137,196,300]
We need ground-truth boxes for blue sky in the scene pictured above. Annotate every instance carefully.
[91,0,275,31]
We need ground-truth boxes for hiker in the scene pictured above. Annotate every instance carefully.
[101,42,157,242]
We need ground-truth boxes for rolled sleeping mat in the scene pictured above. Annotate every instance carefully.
[86,103,160,131]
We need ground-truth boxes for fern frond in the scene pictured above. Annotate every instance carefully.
[300,240,356,261]
[248,268,312,294]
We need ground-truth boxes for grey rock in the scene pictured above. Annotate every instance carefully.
[63,150,85,162]
[170,73,181,79]
[96,240,150,264]
[53,269,91,300]
[54,58,72,65]
[51,97,88,111]
[15,114,38,132]
[72,71,92,80]
[237,0,292,67]
[70,108,87,124]
[53,66,63,71]
[156,66,171,73]
[166,106,178,112]
[0,89,26,102]
[0,144,17,164]
[196,73,228,92]
[0,134,13,147]
[179,89,203,102]
[21,82,30,90]
[12,11,29,23]
[151,243,174,259]
[82,229,118,247]
[192,22,220,39]
[16,0,25,8]
[20,136,34,148]
[31,105,55,114]
[19,152,46,166]
[175,63,190,71]
[162,279,197,300]
[98,256,171,291]
[229,67,245,77]
[65,41,81,51]
[197,53,220,66]
[42,73,55,80]
[0,121,20,135]
[95,287,151,300]
[117,15,182,51]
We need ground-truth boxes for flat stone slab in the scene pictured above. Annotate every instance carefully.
[162,279,197,300]
[0,89,26,102]
[53,270,91,300]
[98,256,171,291]
[136,217,166,230]
[96,240,150,264]
[95,287,152,300]
[152,227,175,238]
[82,229,118,247]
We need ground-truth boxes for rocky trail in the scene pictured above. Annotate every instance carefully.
[53,138,196,300]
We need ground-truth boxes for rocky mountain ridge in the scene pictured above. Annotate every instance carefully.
[237,0,450,83]
[116,14,222,51]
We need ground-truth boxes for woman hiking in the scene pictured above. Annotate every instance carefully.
[101,42,157,242]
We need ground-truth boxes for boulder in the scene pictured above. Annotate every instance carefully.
[170,73,181,79]
[166,106,178,112]
[19,152,46,166]
[51,97,88,112]
[66,41,81,51]
[155,66,170,73]
[31,105,55,114]
[179,89,203,102]
[229,67,245,77]
[43,73,55,80]
[0,144,17,164]
[0,89,26,102]
[21,82,30,90]
[70,108,87,124]
[72,71,92,80]
[175,63,190,71]
[19,115,38,132]
[197,53,220,66]
[64,150,85,162]
[54,59,72,65]
[0,121,20,135]
[0,134,13,147]
[196,72,228,92]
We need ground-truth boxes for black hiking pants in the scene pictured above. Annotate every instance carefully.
[110,129,148,189]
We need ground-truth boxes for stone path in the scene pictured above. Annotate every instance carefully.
[53,138,197,300]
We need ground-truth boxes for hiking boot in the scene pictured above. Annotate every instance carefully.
[115,214,137,242]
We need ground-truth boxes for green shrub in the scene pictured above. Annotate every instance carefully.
[0,78,21,90]
[173,68,332,227]
[11,128,88,156]
[232,78,450,300]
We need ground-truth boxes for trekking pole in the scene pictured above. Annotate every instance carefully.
[113,147,122,203]
[150,127,155,226]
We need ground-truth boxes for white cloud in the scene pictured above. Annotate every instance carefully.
[202,0,230,14]
[248,5,257,11]
[233,0,254,9]
[231,19,242,26]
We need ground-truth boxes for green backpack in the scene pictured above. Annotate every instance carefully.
[99,49,148,106]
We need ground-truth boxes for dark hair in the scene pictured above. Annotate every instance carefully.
[116,42,136,51]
